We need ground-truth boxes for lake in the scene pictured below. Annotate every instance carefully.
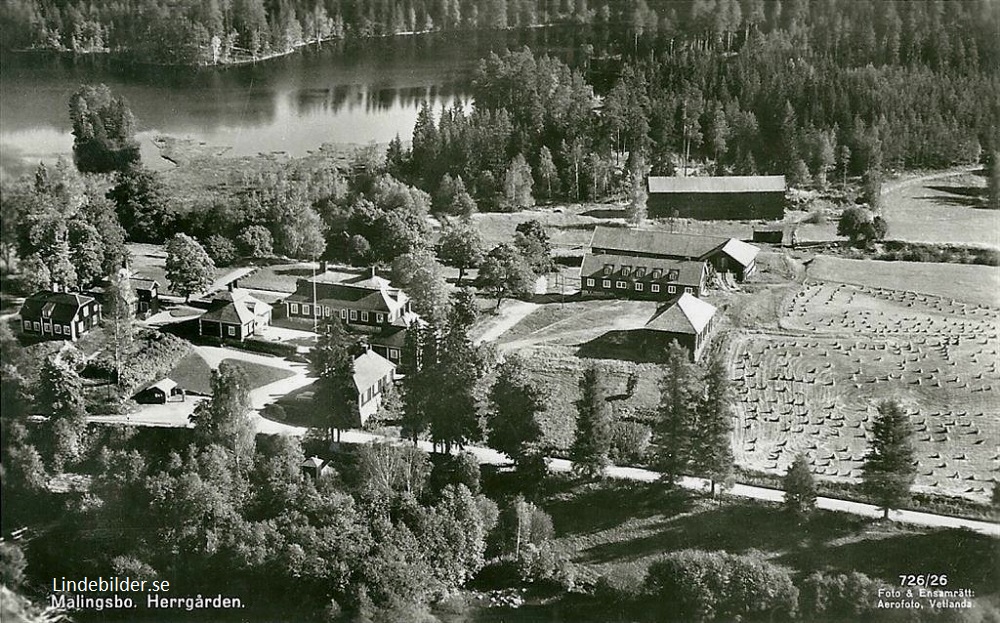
[0,27,601,180]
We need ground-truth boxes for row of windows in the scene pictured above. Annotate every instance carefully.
[587,278,692,295]
[24,320,74,335]
[601,265,681,281]
[288,303,385,324]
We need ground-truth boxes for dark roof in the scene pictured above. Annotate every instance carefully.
[647,175,786,194]
[581,254,705,288]
[200,291,270,325]
[285,279,406,314]
[590,226,729,260]
[644,294,717,335]
[130,277,158,291]
[20,291,96,323]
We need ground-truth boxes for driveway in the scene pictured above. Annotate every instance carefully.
[472,300,539,345]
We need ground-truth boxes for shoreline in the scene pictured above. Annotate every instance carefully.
[6,22,564,70]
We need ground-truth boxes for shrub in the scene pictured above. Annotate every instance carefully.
[644,549,798,622]
[594,565,646,603]
[799,571,885,621]
[609,421,651,465]
[202,234,238,266]
[516,543,577,591]
[801,210,827,225]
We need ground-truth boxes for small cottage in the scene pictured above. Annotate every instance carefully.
[199,289,272,341]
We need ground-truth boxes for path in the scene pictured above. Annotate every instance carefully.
[472,300,539,345]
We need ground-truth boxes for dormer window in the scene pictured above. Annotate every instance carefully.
[603,264,614,276]
[621,266,631,277]
[651,269,662,279]
[635,268,646,278]
[667,269,680,282]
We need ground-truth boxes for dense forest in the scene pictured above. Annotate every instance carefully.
[1,0,998,69]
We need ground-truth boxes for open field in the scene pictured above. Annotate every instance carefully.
[881,170,999,249]
[807,255,1000,307]
[729,279,1000,501]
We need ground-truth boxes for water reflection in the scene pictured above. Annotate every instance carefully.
[0,27,600,178]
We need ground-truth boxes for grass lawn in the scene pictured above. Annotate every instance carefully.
[544,480,999,595]
[167,352,295,395]
[808,255,1000,307]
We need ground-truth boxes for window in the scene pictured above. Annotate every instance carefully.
[350,310,358,321]
[54,324,62,335]
[33,322,40,331]
[22,320,30,330]
[651,269,662,279]
[361,312,369,322]
[635,268,646,278]
[616,281,626,289]
[228,326,236,337]
[603,264,614,275]
[324,306,332,317]
[685,287,693,294]
[651,284,660,293]
[376,313,384,323]
[63,325,71,335]
[390,349,400,360]
[667,269,680,281]
[289,303,299,314]
[635,282,644,291]
[668,285,676,294]
[82,307,89,317]
[621,266,631,277]
[302,304,310,315]
[602,280,611,288]
[586,278,595,287]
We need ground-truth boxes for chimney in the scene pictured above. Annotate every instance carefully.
[228,281,235,292]
[370,266,377,279]
[319,260,328,273]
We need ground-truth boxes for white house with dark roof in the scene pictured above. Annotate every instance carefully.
[588,226,760,284]
[642,293,719,362]
[353,350,396,425]
[19,291,102,341]
[198,289,272,341]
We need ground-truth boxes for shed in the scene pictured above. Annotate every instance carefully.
[642,294,719,362]
[138,378,185,404]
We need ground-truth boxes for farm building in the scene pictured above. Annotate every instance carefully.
[353,350,396,425]
[581,253,708,299]
[753,223,797,247]
[19,290,102,341]
[641,293,719,362]
[136,378,185,404]
[198,289,272,341]
[283,270,422,364]
[131,276,160,316]
[647,175,786,220]
[587,226,761,284]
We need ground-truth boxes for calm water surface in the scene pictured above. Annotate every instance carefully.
[0,28,595,179]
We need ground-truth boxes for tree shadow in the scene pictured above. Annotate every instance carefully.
[921,185,987,208]
[578,503,864,566]
[777,528,999,593]
[544,480,695,537]
[581,207,629,219]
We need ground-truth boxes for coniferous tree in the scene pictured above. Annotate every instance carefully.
[988,151,1000,211]
[308,317,361,442]
[783,452,817,517]
[692,352,734,495]
[861,400,916,519]
[654,343,699,484]
[571,364,612,478]
[488,354,545,467]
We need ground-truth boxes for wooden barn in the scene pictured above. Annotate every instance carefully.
[647,175,786,220]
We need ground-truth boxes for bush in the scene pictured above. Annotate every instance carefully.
[195,334,299,358]
[202,234,238,266]
[91,330,190,394]
[609,421,651,465]
[799,571,885,621]
[801,210,827,225]
[516,543,576,591]
[644,549,798,622]
[594,565,646,603]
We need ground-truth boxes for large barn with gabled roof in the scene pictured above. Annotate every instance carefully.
[647,175,786,220]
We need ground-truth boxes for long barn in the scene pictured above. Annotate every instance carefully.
[647,175,786,220]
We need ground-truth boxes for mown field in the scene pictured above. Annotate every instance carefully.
[730,277,1000,502]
